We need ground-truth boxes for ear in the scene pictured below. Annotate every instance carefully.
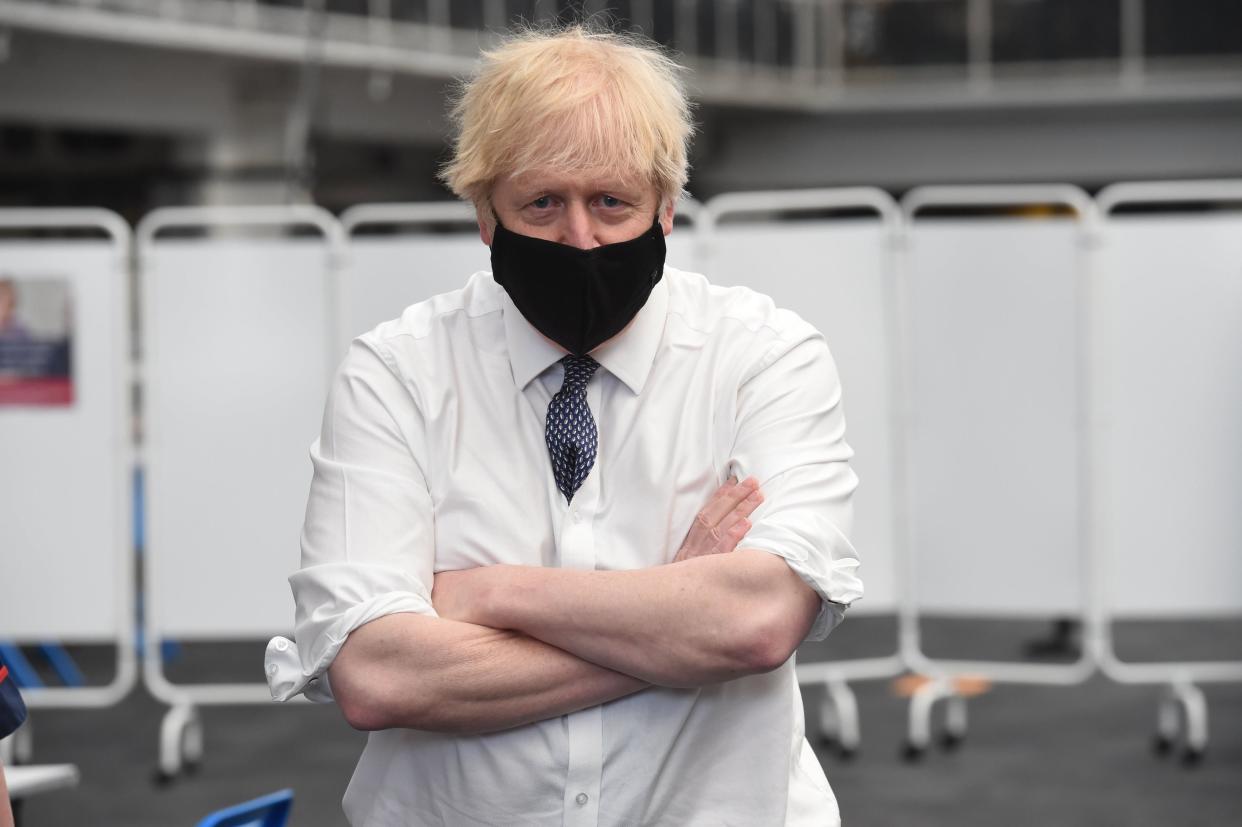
[477,203,495,246]
[660,197,676,237]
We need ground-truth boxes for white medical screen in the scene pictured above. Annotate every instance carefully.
[1097,213,1242,617]
[0,242,126,641]
[904,218,1083,616]
[143,238,332,638]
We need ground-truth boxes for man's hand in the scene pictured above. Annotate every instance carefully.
[674,475,764,562]
[431,566,495,625]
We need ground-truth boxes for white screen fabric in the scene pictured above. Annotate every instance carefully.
[0,242,126,641]
[143,238,332,638]
[904,218,1084,616]
[1096,213,1242,617]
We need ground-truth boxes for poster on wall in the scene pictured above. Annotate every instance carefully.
[0,276,74,406]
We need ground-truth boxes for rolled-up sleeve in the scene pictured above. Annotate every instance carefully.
[729,313,864,642]
[266,336,437,702]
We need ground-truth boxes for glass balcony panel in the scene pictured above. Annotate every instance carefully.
[1145,0,1242,58]
[992,0,1122,63]
[843,0,969,68]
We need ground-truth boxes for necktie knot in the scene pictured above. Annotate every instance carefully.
[560,355,599,393]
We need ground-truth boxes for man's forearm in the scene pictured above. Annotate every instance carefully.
[456,549,820,688]
[328,612,646,734]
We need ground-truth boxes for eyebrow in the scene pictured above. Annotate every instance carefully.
[514,177,647,197]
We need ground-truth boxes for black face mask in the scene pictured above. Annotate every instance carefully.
[490,215,666,356]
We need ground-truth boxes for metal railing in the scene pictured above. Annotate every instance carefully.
[0,1,1238,109]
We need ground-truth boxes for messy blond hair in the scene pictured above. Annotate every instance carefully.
[440,24,694,209]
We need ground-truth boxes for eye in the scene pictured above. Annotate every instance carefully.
[530,195,554,210]
[599,195,622,208]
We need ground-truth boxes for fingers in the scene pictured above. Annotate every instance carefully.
[682,475,748,553]
[677,474,764,561]
[697,475,760,528]
[709,515,752,555]
[713,483,764,540]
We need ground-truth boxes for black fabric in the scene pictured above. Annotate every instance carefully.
[0,658,27,738]
[490,216,666,356]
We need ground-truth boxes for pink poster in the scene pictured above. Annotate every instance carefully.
[0,276,74,406]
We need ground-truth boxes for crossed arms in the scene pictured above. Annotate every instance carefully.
[329,479,821,734]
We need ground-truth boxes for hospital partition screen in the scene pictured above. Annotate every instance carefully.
[1089,181,1242,762]
[894,186,1096,755]
[0,209,135,763]
[138,206,345,778]
[698,188,904,756]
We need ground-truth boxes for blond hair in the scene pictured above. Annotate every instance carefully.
[440,24,694,209]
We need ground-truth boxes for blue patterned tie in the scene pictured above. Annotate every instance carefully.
[545,355,600,504]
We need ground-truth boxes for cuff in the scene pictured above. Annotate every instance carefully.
[742,529,863,642]
[266,589,435,702]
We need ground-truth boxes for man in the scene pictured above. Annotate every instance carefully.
[266,24,863,826]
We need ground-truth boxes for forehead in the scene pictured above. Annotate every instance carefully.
[500,167,652,198]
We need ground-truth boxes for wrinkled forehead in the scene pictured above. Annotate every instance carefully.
[499,165,654,199]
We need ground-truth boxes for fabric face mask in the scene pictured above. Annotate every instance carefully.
[489,214,667,356]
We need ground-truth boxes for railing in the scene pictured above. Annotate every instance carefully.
[0,0,1239,109]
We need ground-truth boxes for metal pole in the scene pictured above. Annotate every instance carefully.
[793,0,816,86]
[822,0,844,90]
[1121,0,1144,91]
[631,0,654,37]
[428,0,450,51]
[967,0,992,93]
[483,0,506,33]
[716,0,738,72]
[755,0,777,76]
[676,0,698,58]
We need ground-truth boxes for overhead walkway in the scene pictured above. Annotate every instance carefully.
[0,0,1239,111]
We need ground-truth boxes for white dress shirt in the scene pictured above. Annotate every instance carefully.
[265,264,864,826]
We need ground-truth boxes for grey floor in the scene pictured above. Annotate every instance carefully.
[11,617,1242,826]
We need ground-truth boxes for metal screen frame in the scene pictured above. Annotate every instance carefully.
[896,185,1100,754]
[1088,179,1242,761]
[0,208,137,763]
[135,205,345,778]
[700,187,906,756]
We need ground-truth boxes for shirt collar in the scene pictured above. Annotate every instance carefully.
[498,271,669,396]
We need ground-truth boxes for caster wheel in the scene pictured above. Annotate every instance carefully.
[1152,735,1173,757]
[152,769,177,787]
[939,732,963,752]
[901,741,925,763]
[836,746,857,762]
[1181,748,1204,767]
[183,758,202,776]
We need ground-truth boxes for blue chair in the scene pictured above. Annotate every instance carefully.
[195,788,293,827]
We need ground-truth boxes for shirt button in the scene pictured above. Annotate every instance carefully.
[275,638,289,652]
[575,793,589,806]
